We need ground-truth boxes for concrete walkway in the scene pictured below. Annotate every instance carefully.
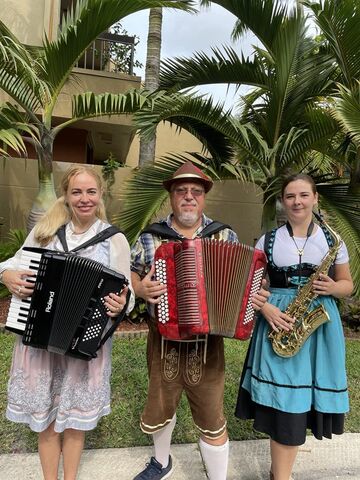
[0,433,359,479]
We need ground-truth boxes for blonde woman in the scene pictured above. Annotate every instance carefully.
[0,166,134,480]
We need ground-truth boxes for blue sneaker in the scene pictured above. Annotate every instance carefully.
[133,456,173,480]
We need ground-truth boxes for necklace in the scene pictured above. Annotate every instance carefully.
[69,220,97,235]
[286,221,314,287]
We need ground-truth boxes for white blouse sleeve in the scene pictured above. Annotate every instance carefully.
[109,233,135,313]
[255,234,265,252]
[0,228,39,277]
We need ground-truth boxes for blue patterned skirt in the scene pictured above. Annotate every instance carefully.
[235,288,348,445]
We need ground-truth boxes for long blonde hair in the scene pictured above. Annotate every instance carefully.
[34,165,107,246]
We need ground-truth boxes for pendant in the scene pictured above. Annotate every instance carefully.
[297,249,304,256]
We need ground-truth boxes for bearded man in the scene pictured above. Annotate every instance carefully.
[131,161,269,480]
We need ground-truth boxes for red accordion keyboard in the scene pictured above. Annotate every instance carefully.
[154,238,267,340]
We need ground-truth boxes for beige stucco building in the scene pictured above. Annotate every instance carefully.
[0,0,263,243]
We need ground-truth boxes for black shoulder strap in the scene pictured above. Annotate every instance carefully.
[56,225,122,253]
[141,222,182,241]
[142,221,231,241]
[198,221,232,238]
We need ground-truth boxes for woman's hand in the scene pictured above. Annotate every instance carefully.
[1,269,35,298]
[261,303,295,332]
[104,287,129,318]
[312,273,337,296]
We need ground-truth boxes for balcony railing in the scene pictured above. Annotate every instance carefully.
[75,32,136,76]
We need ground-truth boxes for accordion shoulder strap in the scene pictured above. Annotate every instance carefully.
[142,220,231,241]
[56,224,122,253]
[198,221,232,238]
[141,223,182,240]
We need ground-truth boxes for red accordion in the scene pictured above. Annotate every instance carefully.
[154,238,267,340]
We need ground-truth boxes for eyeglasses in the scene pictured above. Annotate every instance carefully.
[173,187,205,197]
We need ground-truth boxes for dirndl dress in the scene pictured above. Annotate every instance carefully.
[235,287,349,446]
[3,220,129,433]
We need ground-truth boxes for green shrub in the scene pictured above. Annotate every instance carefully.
[0,229,26,298]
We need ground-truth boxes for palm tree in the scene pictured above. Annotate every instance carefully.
[0,0,195,228]
[302,0,360,194]
[139,7,163,166]
[118,0,360,294]
[121,0,340,230]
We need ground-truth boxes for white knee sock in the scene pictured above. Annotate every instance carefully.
[199,438,229,480]
[152,414,177,468]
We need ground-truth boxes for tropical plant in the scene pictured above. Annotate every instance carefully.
[101,151,123,213]
[0,228,26,298]
[0,0,195,229]
[107,21,143,74]
[118,0,360,295]
[302,0,360,193]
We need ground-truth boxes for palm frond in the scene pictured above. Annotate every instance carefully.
[53,90,156,133]
[302,0,360,87]
[317,183,360,297]
[160,46,269,91]
[333,83,360,144]
[115,156,189,244]
[201,0,288,55]
[0,103,39,155]
[278,108,339,166]
[0,21,47,115]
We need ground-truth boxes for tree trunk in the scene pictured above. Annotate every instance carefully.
[261,192,278,234]
[139,7,162,167]
[26,130,57,231]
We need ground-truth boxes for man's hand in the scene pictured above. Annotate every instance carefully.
[132,265,167,304]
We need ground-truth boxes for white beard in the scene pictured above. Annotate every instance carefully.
[178,211,199,227]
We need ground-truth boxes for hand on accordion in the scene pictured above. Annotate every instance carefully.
[137,265,167,304]
[2,269,35,298]
[104,287,129,317]
[251,279,270,311]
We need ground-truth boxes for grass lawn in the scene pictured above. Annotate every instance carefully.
[0,332,359,453]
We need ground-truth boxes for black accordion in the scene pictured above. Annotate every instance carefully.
[5,247,129,360]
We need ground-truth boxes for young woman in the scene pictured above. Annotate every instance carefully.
[0,166,134,480]
[235,174,353,480]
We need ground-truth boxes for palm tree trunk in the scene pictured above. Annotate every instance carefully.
[26,130,57,231]
[261,192,278,234]
[139,7,162,167]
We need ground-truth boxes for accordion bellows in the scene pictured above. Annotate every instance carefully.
[155,238,267,340]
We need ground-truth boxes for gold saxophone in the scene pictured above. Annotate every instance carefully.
[268,216,341,358]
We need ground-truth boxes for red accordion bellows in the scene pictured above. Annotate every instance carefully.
[154,238,267,340]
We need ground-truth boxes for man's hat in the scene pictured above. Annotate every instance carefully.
[163,161,213,193]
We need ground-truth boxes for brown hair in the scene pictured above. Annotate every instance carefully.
[281,173,317,198]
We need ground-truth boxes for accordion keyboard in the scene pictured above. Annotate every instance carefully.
[5,248,42,334]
